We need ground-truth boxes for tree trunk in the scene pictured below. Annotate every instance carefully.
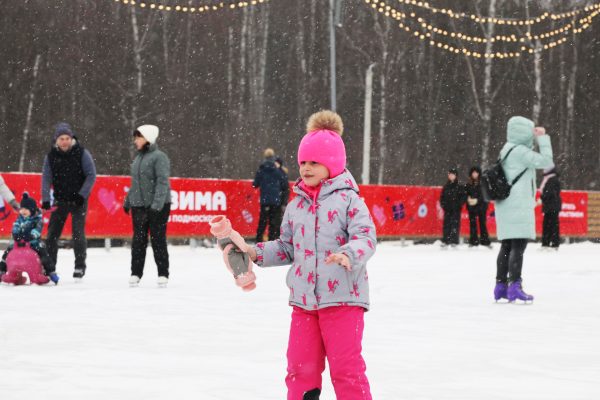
[19,54,41,172]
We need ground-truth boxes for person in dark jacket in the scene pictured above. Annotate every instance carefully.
[540,165,562,249]
[440,168,466,247]
[253,148,288,242]
[465,166,490,247]
[124,125,171,288]
[42,122,96,280]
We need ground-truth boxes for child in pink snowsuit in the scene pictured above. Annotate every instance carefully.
[248,110,376,400]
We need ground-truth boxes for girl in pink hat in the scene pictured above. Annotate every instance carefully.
[248,110,377,399]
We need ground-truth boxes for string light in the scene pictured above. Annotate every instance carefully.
[366,0,600,59]
[367,0,599,44]
[113,0,268,13]
[386,0,600,26]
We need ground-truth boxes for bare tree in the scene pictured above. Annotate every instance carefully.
[19,54,41,172]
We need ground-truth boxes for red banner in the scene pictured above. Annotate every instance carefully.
[0,173,588,239]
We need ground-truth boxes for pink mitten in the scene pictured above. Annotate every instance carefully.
[209,215,256,291]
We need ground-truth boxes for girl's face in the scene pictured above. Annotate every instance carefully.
[19,208,31,218]
[448,173,457,182]
[300,161,329,187]
[471,171,480,180]
[134,135,148,150]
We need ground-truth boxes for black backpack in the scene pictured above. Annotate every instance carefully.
[481,146,527,202]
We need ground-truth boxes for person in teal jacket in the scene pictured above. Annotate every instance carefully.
[494,116,553,303]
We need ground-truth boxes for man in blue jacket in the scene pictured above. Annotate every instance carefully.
[42,122,96,280]
[253,148,288,242]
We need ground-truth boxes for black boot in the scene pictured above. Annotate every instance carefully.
[303,388,320,400]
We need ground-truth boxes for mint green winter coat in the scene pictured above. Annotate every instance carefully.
[495,116,553,240]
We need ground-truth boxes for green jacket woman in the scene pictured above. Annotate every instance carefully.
[493,116,553,303]
[124,125,172,288]
[495,116,553,240]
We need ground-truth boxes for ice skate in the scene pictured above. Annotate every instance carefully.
[48,272,60,285]
[157,276,168,288]
[507,280,534,303]
[209,215,256,291]
[129,275,140,288]
[73,268,85,283]
[493,282,508,302]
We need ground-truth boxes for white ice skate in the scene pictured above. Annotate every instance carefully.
[129,275,140,288]
[157,276,168,288]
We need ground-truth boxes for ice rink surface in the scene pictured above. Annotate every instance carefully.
[1,241,599,400]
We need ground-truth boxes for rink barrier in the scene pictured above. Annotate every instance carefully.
[0,172,590,240]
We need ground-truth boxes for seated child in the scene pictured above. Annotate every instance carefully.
[0,193,58,284]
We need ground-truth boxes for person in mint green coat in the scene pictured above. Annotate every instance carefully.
[493,116,553,303]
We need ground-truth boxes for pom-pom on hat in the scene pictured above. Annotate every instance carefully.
[20,193,38,215]
[134,125,159,145]
[297,110,346,178]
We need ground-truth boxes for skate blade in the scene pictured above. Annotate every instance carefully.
[158,283,168,288]
[129,283,139,288]
[74,278,83,284]
[508,299,534,305]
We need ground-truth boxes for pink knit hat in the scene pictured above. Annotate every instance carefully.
[297,111,346,178]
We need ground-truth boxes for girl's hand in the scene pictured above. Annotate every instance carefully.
[326,253,351,271]
[247,246,257,262]
[534,127,546,137]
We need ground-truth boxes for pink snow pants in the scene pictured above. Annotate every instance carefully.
[286,305,372,400]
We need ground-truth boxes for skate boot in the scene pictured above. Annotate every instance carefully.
[157,276,168,288]
[303,388,321,400]
[129,275,140,288]
[73,268,85,282]
[209,215,256,291]
[48,272,60,285]
[494,281,508,302]
[507,280,534,303]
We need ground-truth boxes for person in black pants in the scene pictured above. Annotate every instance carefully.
[123,125,171,287]
[540,165,562,249]
[496,239,527,284]
[42,123,96,280]
[253,148,288,242]
[440,168,466,247]
[465,166,490,247]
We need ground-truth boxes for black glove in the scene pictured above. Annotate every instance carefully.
[72,193,85,206]
[42,201,51,210]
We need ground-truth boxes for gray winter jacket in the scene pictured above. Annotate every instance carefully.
[254,170,376,311]
[124,143,171,211]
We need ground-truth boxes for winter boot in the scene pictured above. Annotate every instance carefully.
[507,280,534,303]
[303,388,321,400]
[209,215,256,291]
[494,281,508,302]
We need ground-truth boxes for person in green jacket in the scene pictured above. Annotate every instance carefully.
[494,116,553,303]
[123,125,171,288]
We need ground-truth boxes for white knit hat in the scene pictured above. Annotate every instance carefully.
[135,125,159,144]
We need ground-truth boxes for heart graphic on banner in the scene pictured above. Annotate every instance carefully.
[372,205,387,226]
[98,188,119,215]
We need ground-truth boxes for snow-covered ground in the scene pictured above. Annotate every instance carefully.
[1,241,599,400]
